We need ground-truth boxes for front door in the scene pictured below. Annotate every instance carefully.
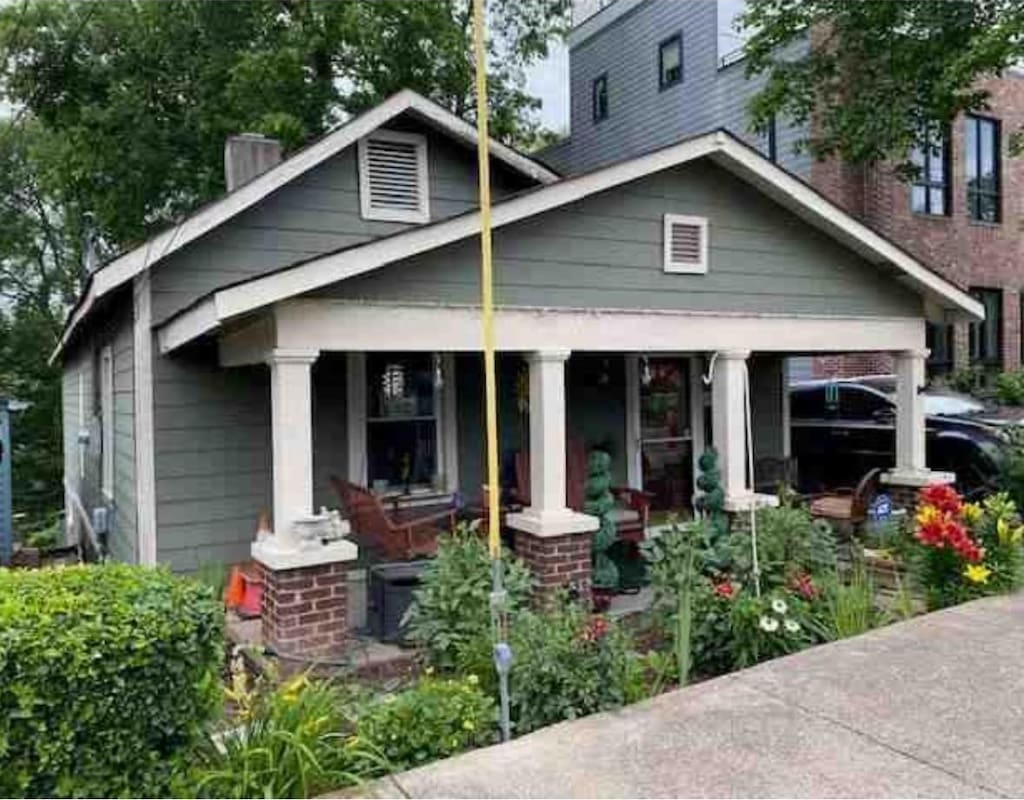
[638,357,693,511]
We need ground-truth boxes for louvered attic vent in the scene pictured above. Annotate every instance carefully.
[663,214,709,274]
[358,130,430,223]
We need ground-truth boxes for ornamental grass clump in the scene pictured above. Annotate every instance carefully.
[0,564,224,798]
[911,484,1024,609]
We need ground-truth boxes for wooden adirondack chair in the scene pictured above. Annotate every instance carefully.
[329,477,455,561]
[808,468,882,532]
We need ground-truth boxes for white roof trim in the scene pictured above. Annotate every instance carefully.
[53,89,558,362]
[159,130,984,352]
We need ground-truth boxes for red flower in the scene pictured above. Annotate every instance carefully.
[580,615,610,643]
[788,572,818,600]
[712,580,735,599]
[918,484,963,516]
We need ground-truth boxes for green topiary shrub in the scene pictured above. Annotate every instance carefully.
[584,449,619,590]
[0,563,224,797]
[356,674,496,772]
[995,371,1024,406]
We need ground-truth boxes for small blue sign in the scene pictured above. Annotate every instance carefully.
[868,494,893,521]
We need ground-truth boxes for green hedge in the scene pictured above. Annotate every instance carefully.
[0,563,224,797]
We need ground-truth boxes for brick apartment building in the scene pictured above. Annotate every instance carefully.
[546,0,1024,380]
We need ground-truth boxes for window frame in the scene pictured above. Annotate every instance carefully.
[658,32,684,91]
[591,73,609,123]
[910,127,950,217]
[358,129,430,224]
[964,115,1001,224]
[968,288,1002,366]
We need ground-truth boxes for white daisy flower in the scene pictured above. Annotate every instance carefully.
[758,615,779,633]
[771,598,788,615]
[784,619,801,634]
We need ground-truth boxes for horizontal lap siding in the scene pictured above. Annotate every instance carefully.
[546,0,810,177]
[109,315,136,562]
[324,160,922,318]
[153,345,271,572]
[150,120,532,325]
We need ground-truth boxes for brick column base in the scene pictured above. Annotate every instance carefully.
[513,529,592,606]
[258,559,349,660]
[881,472,955,514]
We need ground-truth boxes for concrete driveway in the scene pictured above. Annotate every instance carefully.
[368,593,1024,798]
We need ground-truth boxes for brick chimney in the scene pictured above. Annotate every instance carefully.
[224,133,283,191]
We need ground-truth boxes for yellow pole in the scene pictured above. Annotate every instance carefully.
[472,0,501,559]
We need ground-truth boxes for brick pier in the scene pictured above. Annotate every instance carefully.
[513,529,593,606]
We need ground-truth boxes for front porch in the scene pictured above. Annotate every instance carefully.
[213,300,952,644]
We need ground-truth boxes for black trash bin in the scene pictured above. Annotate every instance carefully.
[367,560,427,643]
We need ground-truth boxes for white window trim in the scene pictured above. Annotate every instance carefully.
[663,213,709,274]
[100,344,114,501]
[347,351,457,495]
[358,129,430,224]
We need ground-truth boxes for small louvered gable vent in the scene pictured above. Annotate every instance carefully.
[358,130,430,223]
[663,214,708,274]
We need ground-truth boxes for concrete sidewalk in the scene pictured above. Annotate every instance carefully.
[370,593,1024,798]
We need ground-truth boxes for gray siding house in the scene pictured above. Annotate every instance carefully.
[57,89,981,574]
[543,0,810,176]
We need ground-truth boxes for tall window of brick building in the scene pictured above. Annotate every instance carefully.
[969,288,1002,365]
[910,129,949,216]
[965,116,1001,223]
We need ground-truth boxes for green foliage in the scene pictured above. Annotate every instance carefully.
[995,371,1024,406]
[730,504,837,589]
[970,493,1024,594]
[742,0,1024,167]
[187,665,378,799]
[584,449,619,590]
[507,600,644,734]
[356,675,496,773]
[729,592,816,669]
[403,525,533,675]
[997,425,1024,510]
[689,578,739,677]
[947,366,987,396]
[812,564,879,641]
[0,564,224,798]
[642,520,702,686]
[695,449,730,571]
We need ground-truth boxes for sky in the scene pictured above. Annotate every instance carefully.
[525,39,570,134]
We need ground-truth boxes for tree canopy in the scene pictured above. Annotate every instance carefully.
[0,0,569,529]
[741,0,1024,166]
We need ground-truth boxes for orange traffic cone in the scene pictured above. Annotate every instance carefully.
[224,566,245,609]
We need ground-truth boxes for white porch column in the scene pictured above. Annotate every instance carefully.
[712,349,749,501]
[268,348,319,546]
[883,348,955,491]
[507,350,598,536]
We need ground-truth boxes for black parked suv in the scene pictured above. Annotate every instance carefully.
[789,381,1006,499]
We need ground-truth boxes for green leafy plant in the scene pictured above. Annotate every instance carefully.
[507,599,644,734]
[947,366,986,396]
[729,592,815,669]
[187,661,378,799]
[995,371,1024,406]
[403,525,533,676]
[642,520,703,686]
[0,564,224,798]
[731,504,836,589]
[690,577,740,678]
[812,564,879,641]
[584,449,619,590]
[356,674,496,772]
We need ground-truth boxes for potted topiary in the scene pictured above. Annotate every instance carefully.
[584,449,619,610]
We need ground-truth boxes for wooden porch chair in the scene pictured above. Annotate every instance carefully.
[807,468,882,532]
[329,476,455,561]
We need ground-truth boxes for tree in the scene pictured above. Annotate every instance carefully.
[741,0,1024,167]
[0,0,569,527]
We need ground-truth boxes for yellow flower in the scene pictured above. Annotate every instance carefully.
[462,719,476,731]
[466,674,479,686]
[961,502,982,525]
[963,564,991,585]
[916,504,943,527]
[996,517,1024,545]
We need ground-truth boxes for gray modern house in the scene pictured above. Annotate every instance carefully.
[57,87,980,578]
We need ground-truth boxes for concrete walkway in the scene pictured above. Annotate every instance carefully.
[370,593,1024,798]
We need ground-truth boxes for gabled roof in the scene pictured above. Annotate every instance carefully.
[158,128,983,353]
[54,89,559,361]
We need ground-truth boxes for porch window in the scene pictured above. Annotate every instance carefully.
[968,288,1001,366]
[658,33,683,90]
[365,353,439,491]
[592,73,609,122]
